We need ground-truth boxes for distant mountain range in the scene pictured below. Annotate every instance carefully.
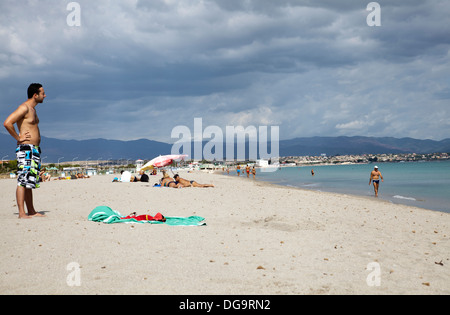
[1,133,449,163]
[0,134,172,164]
[279,136,450,157]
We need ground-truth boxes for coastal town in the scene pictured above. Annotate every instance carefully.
[279,152,449,166]
[1,152,449,174]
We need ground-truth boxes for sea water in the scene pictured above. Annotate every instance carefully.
[252,160,450,213]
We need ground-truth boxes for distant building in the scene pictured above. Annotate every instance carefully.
[135,159,144,172]
[86,168,97,176]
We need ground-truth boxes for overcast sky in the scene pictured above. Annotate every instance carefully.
[1,0,449,143]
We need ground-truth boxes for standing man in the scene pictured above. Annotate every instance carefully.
[369,165,384,197]
[3,83,46,218]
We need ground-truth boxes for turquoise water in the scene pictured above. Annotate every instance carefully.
[251,161,450,213]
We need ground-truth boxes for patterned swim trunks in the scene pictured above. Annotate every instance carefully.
[16,144,41,189]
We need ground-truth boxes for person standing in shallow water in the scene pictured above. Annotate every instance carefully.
[369,165,384,197]
[3,83,47,219]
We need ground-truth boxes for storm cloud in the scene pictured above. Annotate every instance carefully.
[1,0,449,142]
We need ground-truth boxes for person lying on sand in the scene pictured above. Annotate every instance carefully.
[173,174,214,188]
[131,170,149,182]
[160,173,184,188]
[39,168,51,182]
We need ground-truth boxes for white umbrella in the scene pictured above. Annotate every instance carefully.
[141,154,187,171]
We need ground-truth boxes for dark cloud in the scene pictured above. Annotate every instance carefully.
[1,0,449,142]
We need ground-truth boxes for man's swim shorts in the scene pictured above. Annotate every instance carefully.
[16,144,41,189]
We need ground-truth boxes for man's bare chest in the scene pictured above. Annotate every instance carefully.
[25,108,39,125]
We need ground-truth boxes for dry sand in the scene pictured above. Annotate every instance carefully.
[0,170,449,295]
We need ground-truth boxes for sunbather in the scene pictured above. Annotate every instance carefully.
[161,173,184,188]
[39,168,51,182]
[173,174,214,188]
[131,170,149,182]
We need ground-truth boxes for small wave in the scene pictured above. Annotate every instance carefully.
[302,183,319,187]
[393,195,417,201]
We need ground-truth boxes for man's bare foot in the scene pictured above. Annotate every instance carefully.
[18,214,33,219]
[28,212,46,217]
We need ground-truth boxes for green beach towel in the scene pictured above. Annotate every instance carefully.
[88,206,206,226]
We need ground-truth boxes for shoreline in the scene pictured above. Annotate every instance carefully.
[246,162,450,214]
[216,170,445,215]
[0,172,449,294]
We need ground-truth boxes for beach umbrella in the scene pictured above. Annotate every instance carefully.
[141,154,187,171]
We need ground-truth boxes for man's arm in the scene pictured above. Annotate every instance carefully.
[3,105,30,143]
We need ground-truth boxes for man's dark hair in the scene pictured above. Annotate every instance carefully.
[27,83,43,99]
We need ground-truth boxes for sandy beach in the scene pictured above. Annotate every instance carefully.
[0,170,449,295]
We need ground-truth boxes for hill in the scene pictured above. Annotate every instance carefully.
[279,136,450,156]
[0,134,172,163]
[1,133,449,163]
